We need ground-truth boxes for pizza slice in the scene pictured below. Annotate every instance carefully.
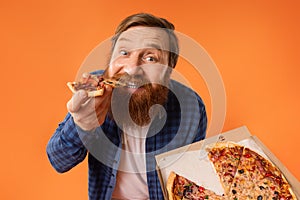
[246,148,297,200]
[227,147,258,199]
[67,73,125,97]
[254,176,297,200]
[206,142,244,194]
[228,147,298,200]
[167,171,225,200]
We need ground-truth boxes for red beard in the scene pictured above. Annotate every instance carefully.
[109,77,169,127]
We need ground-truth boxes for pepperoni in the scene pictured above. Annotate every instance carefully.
[271,186,276,190]
[224,172,235,178]
[255,160,266,173]
[265,172,273,177]
[220,149,227,156]
[199,186,205,193]
[275,177,283,186]
[244,153,252,158]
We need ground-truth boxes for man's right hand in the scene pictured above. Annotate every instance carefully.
[67,85,112,131]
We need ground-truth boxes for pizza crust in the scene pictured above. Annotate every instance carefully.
[166,171,176,200]
[289,186,298,200]
[205,141,242,151]
[86,88,104,97]
[67,82,77,94]
[67,82,104,97]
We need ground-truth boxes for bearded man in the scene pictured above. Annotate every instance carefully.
[47,13,207,200]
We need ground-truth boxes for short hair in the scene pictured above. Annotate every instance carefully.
[111,13,179,68]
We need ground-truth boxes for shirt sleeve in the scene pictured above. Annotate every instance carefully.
[193,97,207,143]
[46,113,88,173]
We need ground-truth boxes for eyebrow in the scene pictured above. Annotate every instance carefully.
[144,42,163,51]
[117,37,131,43]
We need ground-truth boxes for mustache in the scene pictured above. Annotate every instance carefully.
[110,73,151,88]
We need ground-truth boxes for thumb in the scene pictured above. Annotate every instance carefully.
[67,90,89,113]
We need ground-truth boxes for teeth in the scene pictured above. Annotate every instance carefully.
[126,81,141,89]
[127,85,139,89]
[127,83,139,89]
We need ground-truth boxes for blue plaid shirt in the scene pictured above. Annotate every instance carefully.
[47,79,207,200]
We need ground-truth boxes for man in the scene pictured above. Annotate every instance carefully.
[47,13,207,199]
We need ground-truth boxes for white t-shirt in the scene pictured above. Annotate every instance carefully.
[112,125,150,200]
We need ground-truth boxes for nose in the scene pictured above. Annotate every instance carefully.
[123,52,142,75]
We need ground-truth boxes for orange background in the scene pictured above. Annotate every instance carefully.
[0,0,299,199]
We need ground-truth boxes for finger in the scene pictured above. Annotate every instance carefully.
[96,97,111,124]
[103,85,113,96]
[82,72,90,78]
[94,86,112,109]
[95,93,110,114]
[80,72,90,83]
[92,85,112,110]
[67,90,89,113]
[73,111,99,131]
[95,89,111,119]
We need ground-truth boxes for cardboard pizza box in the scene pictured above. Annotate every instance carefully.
[155,126,300,199]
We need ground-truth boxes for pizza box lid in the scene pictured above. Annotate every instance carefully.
[155,126,300,199]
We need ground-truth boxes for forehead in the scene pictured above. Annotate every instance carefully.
[115,26,170,51]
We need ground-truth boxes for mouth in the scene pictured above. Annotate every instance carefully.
[117,74,148,90]
[126,81,143,89]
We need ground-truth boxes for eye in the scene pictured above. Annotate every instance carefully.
[120,50,128,56]
[144,55,158,62]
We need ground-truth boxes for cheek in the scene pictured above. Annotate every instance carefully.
[108,57,123,77]
[143,65,170,84]
[106,65,115,77]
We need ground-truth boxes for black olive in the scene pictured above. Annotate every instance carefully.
[232,189,237,194]
[274,191,279,195]
[259,186,265,190]
[257,195,263,200]
[184,185,192,193]
[238,169,244,174]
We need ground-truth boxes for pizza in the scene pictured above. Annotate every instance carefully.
[67,73,125,97]
[167,142,297,200]
[206,142,244,194]
[167,171,225,200]
[227,147,297,200]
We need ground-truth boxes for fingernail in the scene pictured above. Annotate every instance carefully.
[82,72,90,78]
